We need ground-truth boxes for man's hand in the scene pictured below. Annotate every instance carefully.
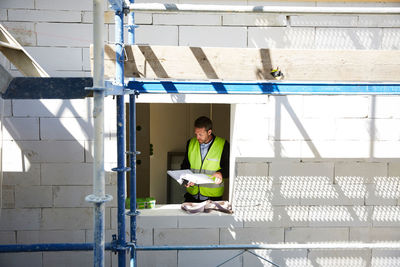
[185,181,195,187]
[213,172,223,184]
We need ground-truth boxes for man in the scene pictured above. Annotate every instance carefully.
[181,116,230,202]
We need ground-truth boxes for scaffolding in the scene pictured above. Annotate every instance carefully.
[2,1,400,267]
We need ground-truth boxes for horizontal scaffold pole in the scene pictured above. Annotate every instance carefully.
[125,80,400,95]
[128,3,400,14]
[0,243,113,253]
[135,243,400,251]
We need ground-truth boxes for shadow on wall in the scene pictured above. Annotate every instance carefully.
[0,98,118,210]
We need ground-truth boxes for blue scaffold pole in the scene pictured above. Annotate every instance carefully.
[115,7,127,267]
[127,2,138,266]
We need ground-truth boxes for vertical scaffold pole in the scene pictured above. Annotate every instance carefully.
[89,1,108,267]
[127,2,138,266]
[115,8,126,267]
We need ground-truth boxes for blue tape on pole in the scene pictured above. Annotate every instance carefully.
[125,80,400,95]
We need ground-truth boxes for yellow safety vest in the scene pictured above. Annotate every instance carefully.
[186,136,225,197]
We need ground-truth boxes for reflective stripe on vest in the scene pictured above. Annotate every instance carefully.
[186,136,225,197]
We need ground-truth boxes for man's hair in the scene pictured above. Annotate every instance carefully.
[194,116,213,131]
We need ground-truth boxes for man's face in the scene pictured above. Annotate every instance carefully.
[194,127,212,144]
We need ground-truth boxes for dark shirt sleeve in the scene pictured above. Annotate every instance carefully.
[219,140,230,179]
[180,139,191,170]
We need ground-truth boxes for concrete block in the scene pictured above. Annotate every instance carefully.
[290,15,357,27]
[134,25,178,45]
[316,27,382,50]
[335,162,388,184]
[0,252,42,267]
[2,185,15,208]
[220,227,283,244]
[25,47,83,71]
[388,162,400,179]
[234,116,268,141]
[15,186,52,208]
[373,141,400,159]
[371,250,400,267]
[308,249,371,267]
[42,163,89,185]
[2,22,36,46]
[0,208,41,230]
[223,14,286,26]
[233,175,272,204]
[17,230,85,244]
[350,227,400,242]
[137,251,177,267]
[358,15,400,27]
[370,96,400,118]
[154,228,219,245]
[309,205,372,227]
[180,26,247,48]
[248,27,315,49]
[372,206,400,227]
[3,163,40,185]
[336,118,400,141]
[8,9,81,22]
[82,47,90,71]
[3,117,39,140]
[269,162,334,184]
[235,162,268,176]
[36,23,93,47]
[371,119,400,141]
[270,117,336,141]
[2,141,30,171]
[233,139,302,158]
[179,250,242,267]
[303,96,369,118]
[0,231,16,244]
[13,99,91,117]
[36,0,92,11]
[285,227,348,243]
[85,139,117,164]
[0,99,11,117]
[270,183,301,205]
[301,140,371,159]
[83,11,152,25]
[240,206,309,228]
[43,251,93,267]
[40,118,94,141]
[154,13,221,25]
[0,0,34,8]
[6,140,84,163]
[335,119,371,141]
[382,28,400,50]
[178,212,243,228]
[243,249,308,267]
[301,183,365,206]
[128,207,179,229]
[366,182,399,206]
[136,227,153,246]
[0,9,6,21]
[41,208,107,230]
[53,185,116,208]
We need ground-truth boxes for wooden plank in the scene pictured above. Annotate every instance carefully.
[0,24,49,77]
[97,45,400,81]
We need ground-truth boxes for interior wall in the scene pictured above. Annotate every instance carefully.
[148,103,230,203]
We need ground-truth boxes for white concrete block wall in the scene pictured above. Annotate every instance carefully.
[2,0,400,266]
